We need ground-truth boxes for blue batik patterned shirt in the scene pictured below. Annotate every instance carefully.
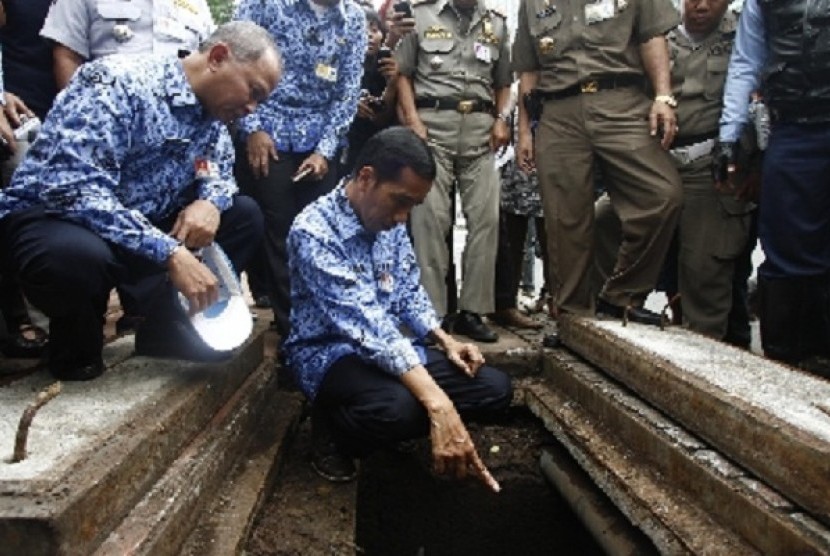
[234,0,366,160]
[284,185,441,400]
[0,54,236,265]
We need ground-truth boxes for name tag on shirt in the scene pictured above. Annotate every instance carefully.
[474,42,491,63]
[378,272,394,293]
[156,16,190,41]
[195,158,219,179]
[315,62,338,82]
[584,0,615,24]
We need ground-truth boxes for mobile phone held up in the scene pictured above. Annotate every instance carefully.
[394,0,412,18]
[377,46,392,66]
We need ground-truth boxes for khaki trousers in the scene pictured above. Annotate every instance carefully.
[535,87,682,314]
[593,156,753,338]
[410,109,500,316]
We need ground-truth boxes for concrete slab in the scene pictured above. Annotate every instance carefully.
[95,361,284,556]
[0,330,265,556]
[522,380,756,555]
[478,325,544,377]
[558,315,830,526]
[540,352,830,554]
[180,387,304,556]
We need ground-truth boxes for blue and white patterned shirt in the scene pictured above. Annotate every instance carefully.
[284,185,441,400]
[0,54,236,265]
[234,0,366,160]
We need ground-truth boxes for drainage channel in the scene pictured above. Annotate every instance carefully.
[246,402,643,555]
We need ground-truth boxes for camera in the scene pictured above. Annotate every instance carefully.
[394,1,412,18]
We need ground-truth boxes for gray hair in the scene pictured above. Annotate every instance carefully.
[200,21,280,65]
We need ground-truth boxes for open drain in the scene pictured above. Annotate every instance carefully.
[354,408,603,556]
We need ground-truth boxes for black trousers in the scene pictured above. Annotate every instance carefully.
[315,348,513,457]
[234,146,339,336]
[0,196,263,368]
[494,212,547,311]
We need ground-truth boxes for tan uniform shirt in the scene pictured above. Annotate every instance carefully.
[395,0,512,102]
[669,12,736,138]
[512,0,678,92]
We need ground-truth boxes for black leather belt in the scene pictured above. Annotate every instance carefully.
[539,75,644,101]
[672,131,718,148]
[415,97,494,114]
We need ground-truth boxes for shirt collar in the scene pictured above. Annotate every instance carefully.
[334,182,369,241]
[302,0,348,23]
[164,59,199,109]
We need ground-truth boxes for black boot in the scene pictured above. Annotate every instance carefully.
[758,276,802,365]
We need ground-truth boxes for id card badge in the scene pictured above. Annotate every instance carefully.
[195,158,219,179]
[474,42,492,63]
[315,62,338,82]
[584,0,615,24]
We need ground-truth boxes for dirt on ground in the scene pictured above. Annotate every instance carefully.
[246,406,601,556]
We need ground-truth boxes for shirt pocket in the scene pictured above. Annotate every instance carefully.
[529,10,564,60]
[704,56,729,100]
[156,10,208,44]
[96,1,142,21]
[418,37,456,75]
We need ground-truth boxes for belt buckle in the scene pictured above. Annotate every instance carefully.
[580,80,599,94]
[457,100,475,114]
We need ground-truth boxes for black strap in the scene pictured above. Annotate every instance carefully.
[671,131,718,148]
[538,75,644,102]
[415,97,494,112]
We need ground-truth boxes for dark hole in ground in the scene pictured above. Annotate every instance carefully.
[355,407,604,556]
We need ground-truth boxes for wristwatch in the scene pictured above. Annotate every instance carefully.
[654,94,678,108]
[496,111,511,123]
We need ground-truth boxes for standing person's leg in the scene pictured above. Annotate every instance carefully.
[757,123,830,365]
[591,90,682,310]
[235,149,337,337]
[535,97,596,315]
[492,212,541,328]
[410,147,455,317]
[0,208,119,379]
[677,168,752,339]
[455,149,500,316]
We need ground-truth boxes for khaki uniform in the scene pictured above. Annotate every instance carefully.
[512,0,682,315]
[395,0,511,317]
[594,13,754,338]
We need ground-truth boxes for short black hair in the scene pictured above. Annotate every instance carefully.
[353,126,437,184]
[363,7,384,31]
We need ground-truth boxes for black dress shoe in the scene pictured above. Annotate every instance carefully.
[542,332,561,348]
[50,358,105,381]
[453,311,499,343]
[596,298,663,327]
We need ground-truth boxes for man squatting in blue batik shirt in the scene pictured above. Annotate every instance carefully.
[0,22,281,381]
[284,127,513,487]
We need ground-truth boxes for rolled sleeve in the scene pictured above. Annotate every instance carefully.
[395,32,419,77]
[635,0,679,43]
[512,1,540,73]
[40,0,92,59]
